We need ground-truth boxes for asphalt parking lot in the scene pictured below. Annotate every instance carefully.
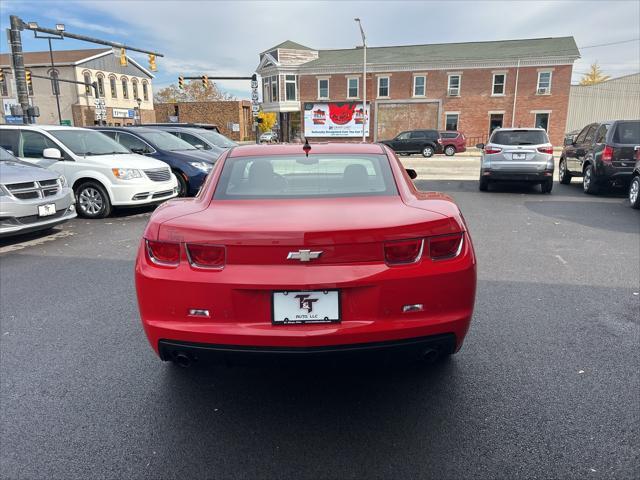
[1,158,639,479]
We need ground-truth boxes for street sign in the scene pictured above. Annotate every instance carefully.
[251,105,260,113]
[250,80,258,89]
[251,91,259,101]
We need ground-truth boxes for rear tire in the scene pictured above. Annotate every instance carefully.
[558,158,571,184]
[422,145,435,158]
[629,176,640,209]
[174,171,188,197]
[479,177,489,191]
[541,179,553,194]
[75,182,111,219]
[444,145,456,156]
[583,164,599,194]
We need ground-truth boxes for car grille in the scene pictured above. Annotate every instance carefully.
[4,180,60,200]
[144,168,171,182]
[17,209,66,224]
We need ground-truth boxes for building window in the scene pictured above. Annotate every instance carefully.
[142,81,149,101]
[270,76,278,102]
[109,76,117,98]
[263,78,270,102]
[489,113,504,135]
[318,78,329,99]
[492,73,506,95]
[445,113,459,131]
[535,112,550,131]
[448,75,461,96]
[132,80,139,101]
[285,75,297,101]
[413,76,426,97]
[96,74,104,97]
[537,71,552,94]
[377,76,390,98]
[122,78,129,99]
[347,77,359,99]
[83,72,92,96]
[0,70,7,96]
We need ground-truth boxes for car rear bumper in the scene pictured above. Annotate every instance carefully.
[482,170,553,182]
[595,165,634,184]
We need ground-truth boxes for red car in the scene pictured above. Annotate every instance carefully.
[439,131,467,156]
[135,143,477,366]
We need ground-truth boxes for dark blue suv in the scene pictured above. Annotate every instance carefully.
[93,127,221,197]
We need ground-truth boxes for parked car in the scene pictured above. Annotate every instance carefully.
[141,125,237,153]
[559,120,640,194]
[0,146,76,237]
[259,131,277,143]
[629,156,640,209]
[476,128,554,193]
[0,126,178,219]
[379,129,442,157]
[93,127,216,197]
[439,131,467,156]
[135,142,477,367]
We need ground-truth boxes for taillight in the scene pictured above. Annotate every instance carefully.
[384,238,423,265]
[146,240,180,266]
[602,145,614,163]
[537,145,553,154]
[428,233,464,260]
[484,146,502,154]
[186,243,225,269]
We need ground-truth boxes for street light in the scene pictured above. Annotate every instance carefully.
[354,17,367,142]
[55,24,65,32]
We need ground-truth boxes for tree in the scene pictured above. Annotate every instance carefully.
[579,63,611,85]
[257,110,277,133]
[154,80,236,103]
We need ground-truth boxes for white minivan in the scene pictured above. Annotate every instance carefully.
[0,125,178,218]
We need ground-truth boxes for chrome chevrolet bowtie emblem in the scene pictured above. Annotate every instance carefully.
[287,249,322,262]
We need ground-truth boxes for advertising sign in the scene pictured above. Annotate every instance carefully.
[304,102,369,137]
[113,108,135,119]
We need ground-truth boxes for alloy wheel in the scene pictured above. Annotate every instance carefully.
[445,146,455,156]
[423,146,434,157]
[583,168,591,192]
[79,187,104,216]
[630,178,639,205]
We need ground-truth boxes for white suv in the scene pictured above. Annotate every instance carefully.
[0,125,178,218]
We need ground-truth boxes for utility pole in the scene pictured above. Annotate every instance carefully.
[9,15,30,124]
[511,58,520,128]
[355,18,367,142]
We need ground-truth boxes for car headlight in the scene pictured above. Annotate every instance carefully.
[58,175,68,187]
[189,161,213,172]
[112,168,143,180]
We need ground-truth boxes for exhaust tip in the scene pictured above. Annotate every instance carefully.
[421,348,440,364]
[172,351,193,368]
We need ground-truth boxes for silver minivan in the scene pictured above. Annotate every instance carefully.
[476,128,554,193]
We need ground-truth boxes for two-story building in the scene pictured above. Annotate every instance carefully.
[256,37,580,146]
[0,48,155,126]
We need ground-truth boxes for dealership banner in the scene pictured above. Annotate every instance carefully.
[303,102,370,137]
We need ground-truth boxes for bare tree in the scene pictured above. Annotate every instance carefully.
[155,80,236,103]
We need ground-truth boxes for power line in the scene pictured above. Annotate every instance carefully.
[579,38,640,49]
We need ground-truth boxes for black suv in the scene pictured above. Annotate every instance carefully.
[379,129,442,157]
[559,120,640,194]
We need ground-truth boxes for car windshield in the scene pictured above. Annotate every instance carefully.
[48,129,130,156]
[491,130,548,146]
[612,121,640,144]
[137,130,197,151]
[214,154,398,200]
[194,129,237,148]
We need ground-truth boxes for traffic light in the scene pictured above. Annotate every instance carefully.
[25,69,32,87]
[119,48,127,66]
[202,75,209,88]
[178,76,184,90]
[0,70,4,83]
[148,54,157,72]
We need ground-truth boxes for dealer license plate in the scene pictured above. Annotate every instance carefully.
[272,290,340,325]
[38,204,56,217]
[512,153,526,160]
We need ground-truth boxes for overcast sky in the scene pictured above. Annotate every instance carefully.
[2,0,639,99]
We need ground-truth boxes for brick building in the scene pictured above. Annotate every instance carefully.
[256,38,580,146]
[0,48,155,126]
[154,101,253,141]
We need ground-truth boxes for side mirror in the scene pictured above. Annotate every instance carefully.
[131,147,150,155]
[405,168,417,180]
[475,143,485,150]
[43,148,62,160]
[563,137,574,147]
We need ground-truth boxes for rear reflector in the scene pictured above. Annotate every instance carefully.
[602,145,614,163]
[186,243,225,269]
[537,146,553,154]
[484,146,502,154]
[384,238,423,265]
[428,233,464,260]
[146,240,180,266]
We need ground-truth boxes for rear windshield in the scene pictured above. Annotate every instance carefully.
[491,130,548,146]
[612,121,640,144]
[440,132,458,139]
[214,154,398,199]
[195,129,237,148]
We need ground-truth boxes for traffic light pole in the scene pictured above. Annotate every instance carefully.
[9,15,30,125]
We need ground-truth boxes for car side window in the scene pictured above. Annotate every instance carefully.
[178,132,212,150]
[594,125,609,144]
[583,125,597,144]
[117,132,151,153]
[574,126,590,144]
[410,131,427,139]
[396,132,410,140]
[0,130,20,153]
[20,130,60,158]
[100,131,117,140]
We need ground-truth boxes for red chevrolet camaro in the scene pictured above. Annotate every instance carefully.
[135,142,476,366]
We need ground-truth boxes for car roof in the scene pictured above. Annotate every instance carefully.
[229,142,386,158]
[492,127,547,132]
[93,126,159,134]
